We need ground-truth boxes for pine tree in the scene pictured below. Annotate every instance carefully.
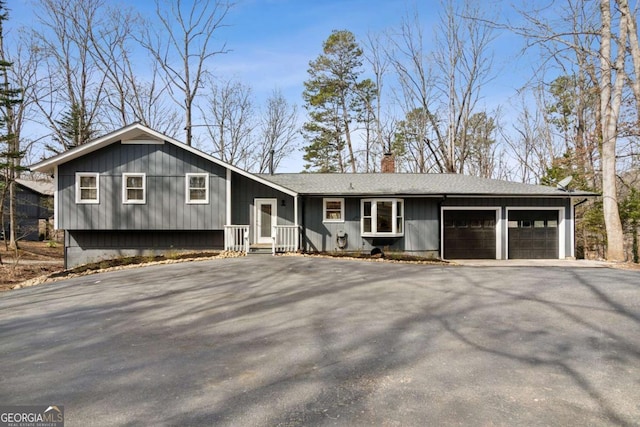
[47,103,95,154]
[302,30,371,172]
[0,0,24,250]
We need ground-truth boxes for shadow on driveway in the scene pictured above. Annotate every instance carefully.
[0,257,638,426]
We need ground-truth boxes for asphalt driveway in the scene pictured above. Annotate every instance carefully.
[1,256,639,426]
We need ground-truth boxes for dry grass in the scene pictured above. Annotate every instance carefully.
[0,241,64,291]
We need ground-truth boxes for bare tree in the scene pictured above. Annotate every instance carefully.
[140,0,232,146]
[511,0,627,260]
[32,0,109,152]
[8,40,40,165]
[363,32,391,171]
[257,89,299,173]
[86,5,181,136]
[388,10,444,172]
[502,89,561,184]
[388,0,495,174]
[199,77,255,169]
[433,0,496,174]
[618,0,640,107]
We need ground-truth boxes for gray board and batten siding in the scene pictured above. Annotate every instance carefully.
[231,171,295,225]
[442,197,573,259]
[32,123,595,267]
[302,195,574,259]
[302,196,441,257]
[57,141,227,230]
[58,141,227,267]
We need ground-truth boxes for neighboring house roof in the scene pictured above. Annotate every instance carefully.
[258,173,597,197]
[29,123,297,197]
[15,178,54,196]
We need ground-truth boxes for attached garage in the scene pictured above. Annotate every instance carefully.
[443,209,497,259]
[507,210,560,259]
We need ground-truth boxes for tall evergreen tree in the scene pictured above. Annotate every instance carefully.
[0,0,24,249]
[302,30,371,172]
[47,103,95,154]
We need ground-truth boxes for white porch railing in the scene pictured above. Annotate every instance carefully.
[273,225,300,254]
[224,225,250,253]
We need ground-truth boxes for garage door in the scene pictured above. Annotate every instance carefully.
[508,210,558,259]
[443,210,496,259]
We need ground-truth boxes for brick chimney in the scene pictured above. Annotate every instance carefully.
[381,152,395,173]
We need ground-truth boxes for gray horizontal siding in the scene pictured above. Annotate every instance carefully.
[57,142,226,230]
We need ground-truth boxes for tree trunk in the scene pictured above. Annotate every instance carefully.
[8,178,17,250]
[617,0,640,106]
[341,97,356,172]
[599,0,626,261]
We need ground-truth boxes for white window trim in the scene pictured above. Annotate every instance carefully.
[323,198,345,223]
[186,173,210,204]
[75,172,99,204]
[122,173,146,204]
[361,198,404,237]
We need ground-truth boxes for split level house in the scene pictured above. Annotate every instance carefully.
[30,123,595,268]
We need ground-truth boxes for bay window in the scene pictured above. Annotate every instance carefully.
[361,199,404,237]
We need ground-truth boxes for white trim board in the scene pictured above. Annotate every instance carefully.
[30,123,298,197]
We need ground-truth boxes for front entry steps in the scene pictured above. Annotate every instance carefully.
[248,244,272,255]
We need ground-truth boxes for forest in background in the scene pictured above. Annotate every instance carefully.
[0,0,638,261]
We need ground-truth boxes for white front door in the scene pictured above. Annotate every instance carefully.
[255,199,277,244]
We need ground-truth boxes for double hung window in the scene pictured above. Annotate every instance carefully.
[123,173,146,204]
[186,173,209,204]
[76,173,99,204]
[323,198,344,222]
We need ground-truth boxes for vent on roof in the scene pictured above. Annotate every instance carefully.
[121,138,164,145]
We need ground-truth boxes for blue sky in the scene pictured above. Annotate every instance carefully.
[216,0,528,171]
[7,0,532,172]
[216,0,522,102]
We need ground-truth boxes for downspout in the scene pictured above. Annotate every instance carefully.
[438,195,446,260]
[573,198,588,259]
[225,169,232,252]
[53,166,59,230]
[300,197,306,253]
[294,195,299,251]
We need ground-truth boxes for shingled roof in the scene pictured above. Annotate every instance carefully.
[15,178,54,196]
[258,173,596,197]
